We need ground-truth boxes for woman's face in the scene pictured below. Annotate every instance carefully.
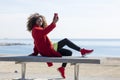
[36,18,43,26]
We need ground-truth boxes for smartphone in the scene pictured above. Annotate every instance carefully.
[54,13,58,17]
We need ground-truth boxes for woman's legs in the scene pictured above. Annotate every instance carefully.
[57,38,81,52]
[57,38,93,78]
[57,38,94,57]
[57,48,72,78]
[58,48,72,67]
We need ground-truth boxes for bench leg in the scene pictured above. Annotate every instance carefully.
[21,63,26,80]
[74,64,79,80]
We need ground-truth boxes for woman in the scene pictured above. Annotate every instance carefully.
[27,13,93,78]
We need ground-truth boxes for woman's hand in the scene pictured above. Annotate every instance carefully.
[52,13,59,24]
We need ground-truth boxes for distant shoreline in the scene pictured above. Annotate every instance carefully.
[0,43,31,46]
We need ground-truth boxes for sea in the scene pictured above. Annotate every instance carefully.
[0,39,120,57]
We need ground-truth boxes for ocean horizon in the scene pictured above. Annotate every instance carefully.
[0,38,120,57]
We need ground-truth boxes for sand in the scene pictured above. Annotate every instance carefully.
[0,54,120,80]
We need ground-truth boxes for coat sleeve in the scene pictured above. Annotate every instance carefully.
[43,23,56,35]
[35,23,56,36]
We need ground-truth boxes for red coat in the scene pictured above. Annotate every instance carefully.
[32,23,62,57]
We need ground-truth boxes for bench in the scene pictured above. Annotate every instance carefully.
[0,56,100,80]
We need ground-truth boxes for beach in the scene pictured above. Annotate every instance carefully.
[0,54,120,80]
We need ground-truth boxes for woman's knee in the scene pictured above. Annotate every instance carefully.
[63,38,69,43]
[63,38,68,41]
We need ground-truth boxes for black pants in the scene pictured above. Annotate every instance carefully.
[57,38,81,67]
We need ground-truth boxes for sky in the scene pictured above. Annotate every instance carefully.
[0,0,120,39]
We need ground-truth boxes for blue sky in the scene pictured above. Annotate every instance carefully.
[0,0,120,39]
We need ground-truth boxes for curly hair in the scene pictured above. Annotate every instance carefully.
[27,13,48,32]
